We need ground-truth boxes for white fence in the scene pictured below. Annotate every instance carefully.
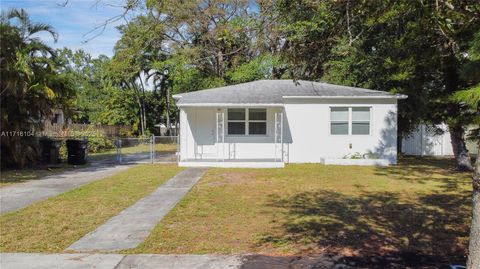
[401,124,454,156]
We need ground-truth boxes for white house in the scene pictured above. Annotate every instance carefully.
[173,80,407,168]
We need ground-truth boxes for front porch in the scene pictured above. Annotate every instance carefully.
[178,106,285,168]
[178,158,284,168]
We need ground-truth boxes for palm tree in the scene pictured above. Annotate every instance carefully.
[0,9,74,168]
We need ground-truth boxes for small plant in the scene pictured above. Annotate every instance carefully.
[343,152,363,159]
[343,152,380,159]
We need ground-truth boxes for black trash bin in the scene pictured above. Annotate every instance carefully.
[66,139,88,165]
[40,139,61,164]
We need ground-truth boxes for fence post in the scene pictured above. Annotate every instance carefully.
[150,135,154,163]
[116,138,122,163]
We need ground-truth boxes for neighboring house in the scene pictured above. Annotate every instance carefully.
[154,123,177,136]
[173,80,407,168]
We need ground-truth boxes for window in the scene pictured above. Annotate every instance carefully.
[330,107,349,135]
[352,107,370,135]
[330,107,371,135]
[227,109,246,135]
[248,109,267,135]
[227,108,267,135]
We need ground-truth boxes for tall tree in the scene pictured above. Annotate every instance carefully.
[453,30,480,269]
[0,9,74,168]
[272,0,480,170]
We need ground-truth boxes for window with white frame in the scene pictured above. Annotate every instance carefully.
[227,108,267,135]
[330,107,371,135]
[330,107,349,135]
[351,107,370,134]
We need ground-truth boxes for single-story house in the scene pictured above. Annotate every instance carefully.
[173,80,407,168]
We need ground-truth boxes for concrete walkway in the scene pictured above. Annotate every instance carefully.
[0,253,242,269]
[0,164,133,215]
[67,167,208,252]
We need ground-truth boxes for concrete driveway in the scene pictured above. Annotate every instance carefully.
[0,164,133,214]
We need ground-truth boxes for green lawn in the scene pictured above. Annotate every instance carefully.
[0,164,183,252]
[130,157,471,262]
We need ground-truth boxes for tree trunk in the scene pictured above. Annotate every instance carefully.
[138,99,145,136]
[139,77,148,136]
[126,81,144,136]
[450,125,473,171]
[165,86,171,136]
[217,51,224,77]
[159,75,171,136]
[467,144,480,269]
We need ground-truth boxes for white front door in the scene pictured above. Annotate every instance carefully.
[194,108,217,159]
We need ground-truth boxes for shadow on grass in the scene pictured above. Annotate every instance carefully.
[257,188,469,268]
[375,156,471,191]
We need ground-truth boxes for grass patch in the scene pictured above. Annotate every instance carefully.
[130,157,471,261]
[89,143,176,161]
[0,164,183,252]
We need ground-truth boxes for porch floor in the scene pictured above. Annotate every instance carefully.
[178,158,284,168]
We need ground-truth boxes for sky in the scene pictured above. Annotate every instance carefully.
[1,0,131,57]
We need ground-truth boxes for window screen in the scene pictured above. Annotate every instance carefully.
[227,108,267,135]
[330,107,349,135]
[228,122,246,135]
[352,107,370,135]
[248,109,266,135]
[228,109,246,120]
[228,109,246,135]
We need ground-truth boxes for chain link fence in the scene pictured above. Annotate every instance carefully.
[41,136,178,165]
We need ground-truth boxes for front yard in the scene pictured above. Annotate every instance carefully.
[0,164,183,252]
[0,157,472,266]
[130,157,471,264]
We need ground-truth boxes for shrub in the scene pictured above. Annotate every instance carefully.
[67,126,115,153]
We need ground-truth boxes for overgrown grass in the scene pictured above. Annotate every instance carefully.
[0,164,183,252]
[130,157,471,262]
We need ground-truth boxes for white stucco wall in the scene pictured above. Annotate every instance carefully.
[179,98,399,164]
[283,98,398,164]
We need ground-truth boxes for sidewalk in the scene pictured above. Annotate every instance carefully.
[0,164,133,215]
[0,252,362,268]
[67,167,208,252]
[0,253,242,269]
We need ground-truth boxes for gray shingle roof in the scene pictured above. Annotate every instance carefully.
[174,80,402,105]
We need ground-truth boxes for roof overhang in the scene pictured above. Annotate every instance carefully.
[282,95,408,99]
[176,103,284,108]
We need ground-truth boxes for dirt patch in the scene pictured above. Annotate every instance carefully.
[206,171,263,187]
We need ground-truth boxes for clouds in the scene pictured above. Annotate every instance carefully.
[1,0,127,57]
